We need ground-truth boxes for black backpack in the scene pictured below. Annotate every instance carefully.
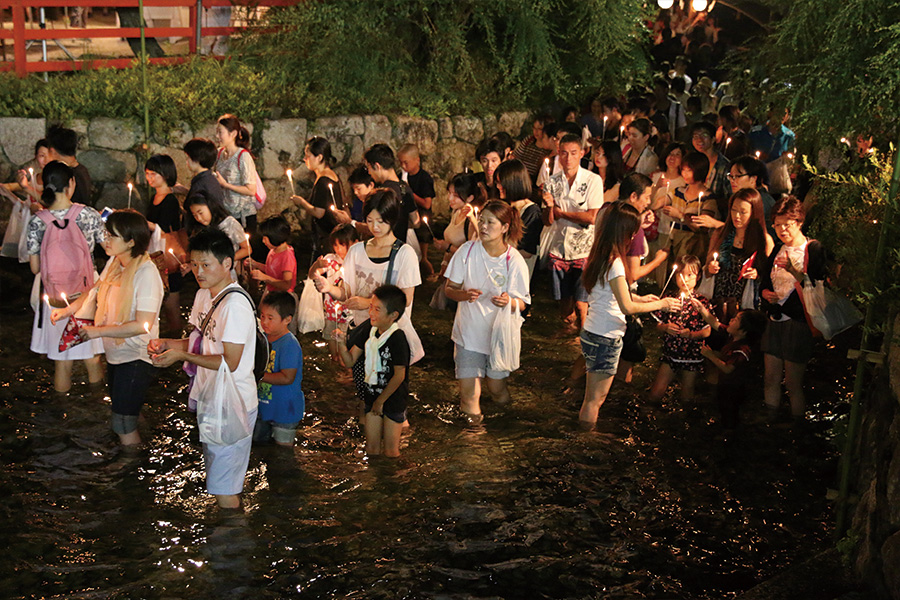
[200,286,271,382]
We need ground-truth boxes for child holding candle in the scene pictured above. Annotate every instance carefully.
[52,210,164,445]
[662,151,715,265]
[249,215,297,294]
[308,224,358,364]
[27,161,105,394]
[649,255,713,403]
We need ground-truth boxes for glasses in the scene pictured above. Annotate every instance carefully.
[727,172,749,181]
[774,220,797,230]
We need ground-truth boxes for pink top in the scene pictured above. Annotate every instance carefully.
[265,247,297,293]
[320,253,349,323]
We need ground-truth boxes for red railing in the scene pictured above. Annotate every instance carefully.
[0,0,295,77]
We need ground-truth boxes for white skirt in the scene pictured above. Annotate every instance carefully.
[30,303,104,361]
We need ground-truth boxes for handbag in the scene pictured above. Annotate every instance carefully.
[429,278,450,311]
[1,199,31,263]
[800,278,863,340]
[620,315,647,363]
[489,303,524,372]
[196,360,252,446]
[295,278,325,333]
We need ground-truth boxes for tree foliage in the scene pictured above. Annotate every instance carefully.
[730,0,900,155]
[234,0,652,116]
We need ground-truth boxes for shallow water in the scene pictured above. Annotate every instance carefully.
[0,256,854,599]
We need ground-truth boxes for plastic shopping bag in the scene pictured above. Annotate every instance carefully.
[1,199,31,263]
[696,273,715,299]
[802,279,863,340]
[489,303,524,372]
[295,279,325,334]
[196,360,252,446]
[740,279,757,309]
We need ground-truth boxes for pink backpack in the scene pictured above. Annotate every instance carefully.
[238,149,267,209]
[37,204,95,301]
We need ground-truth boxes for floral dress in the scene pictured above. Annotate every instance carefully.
[656,292,713,372]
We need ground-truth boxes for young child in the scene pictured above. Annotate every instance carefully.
[398,143,436,278]
[649,255,712,402]
[348,165,374,223]
[255,292,304,446]
[693,300,767,431]
[334,284,410,458]
[250,215,297,294]
[183,138,226,211]
[183,191,251,270]
[150,228,258,509]
[308,223,358,363]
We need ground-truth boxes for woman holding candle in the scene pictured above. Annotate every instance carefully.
[52,210,164,445]
[291,136,344,261]
[578,202,680,428]
[662,151,714,263]
[144,154,184,332]
[10,139,51,209]
[758,196,827,423]
[433,173,484,274]
[705,188,774,323]
[648,142,686,287]
[213,114,258,230]
[622,118,659,177]
[26,161,105,394]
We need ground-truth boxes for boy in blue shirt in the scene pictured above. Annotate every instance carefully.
[254,291,304,446]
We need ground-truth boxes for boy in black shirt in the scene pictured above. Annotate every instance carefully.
[182,138,225,207]
[693,298,767,431]
[47,125,93,206]
[364,144,420,243]
[335,285,410,458]
[398,143,436,279]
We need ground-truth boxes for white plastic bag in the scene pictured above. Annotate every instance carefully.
[196,360,252,446]
[1,199,31,263]
[295,278,325,334]
[147,225,165,254]
[802,279,863,340]
[696,273,715,298]
[489,303,524,372]
[740,279,756,309]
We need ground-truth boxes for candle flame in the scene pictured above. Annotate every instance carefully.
[143,322,150,334]
[330,204,336,211]
[127,182,133,191]
[28,167,34,175]
[726,137,732,146]
[43,293,49,303]
[61,292,69,306]
[713,252,718,260]
[286,169,292,178]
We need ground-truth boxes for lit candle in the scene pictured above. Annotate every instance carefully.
[602,115,608,140]
[541,157,550,183]
[328,182,336,208]
[725,137,732,148]
[696,191,703,215]
[61,292,70,307]
[245,233,250,242]
[662,264,679,295]
[286,169,294,194]
[786,152,794,160]
[330,204,336,212]
[28,167,36,189]
[143,322,150,335]
[422,215,434,235]
[840,137,850,147]
[755,150,761,159]
[43,293,49,307]
[713,251,718,262]
[127,182,133,209]
[168,248,182,265]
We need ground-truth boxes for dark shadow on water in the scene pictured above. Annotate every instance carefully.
[0,253,859,599]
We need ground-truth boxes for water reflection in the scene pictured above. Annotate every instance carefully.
[0,258,854,598]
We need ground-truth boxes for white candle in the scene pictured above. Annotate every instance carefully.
[43,293,50,307]
[28,167,36,189]
[143,322,150,335]
[168,248,182,265]
[697,191,703,215]
[286,169,294,194]
[662,264,678,296]
[422,215,434,235]
[127,182,133,209]
[61,292,70,307]
[328,182,336,208]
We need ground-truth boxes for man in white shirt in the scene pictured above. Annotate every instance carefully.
[150,228,257,509]
[542,134,605,335]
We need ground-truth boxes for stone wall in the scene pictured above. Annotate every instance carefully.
[846,313,900,598]
[0,112,531,222]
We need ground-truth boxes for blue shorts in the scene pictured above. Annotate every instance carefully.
[580,330,623,377]
[551,263,589,302]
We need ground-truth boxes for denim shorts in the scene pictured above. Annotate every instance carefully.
[551,263,589,302]
[454,344,510,380]
[580,330,623,377]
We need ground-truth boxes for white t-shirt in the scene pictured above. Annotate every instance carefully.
[100,259,165,365]
[583,257,627,338]
[342,240,424,363]
[446,241,532,355]
[546,167,605,260]
[189,283,258,412]
[342,240,421,326]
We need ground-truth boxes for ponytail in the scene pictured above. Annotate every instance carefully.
[218,113,252,151]
[236,126,251,150]
[39,160,75,208]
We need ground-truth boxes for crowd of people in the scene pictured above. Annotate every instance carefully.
[2,45,828,510]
